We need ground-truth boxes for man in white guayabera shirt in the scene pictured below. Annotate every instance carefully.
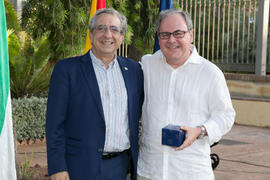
[137,9,235,180]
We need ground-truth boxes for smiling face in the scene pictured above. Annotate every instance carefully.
[89,13,124,62]
[158,13,193,68]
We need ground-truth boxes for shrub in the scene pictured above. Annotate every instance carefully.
[12,97,47,142]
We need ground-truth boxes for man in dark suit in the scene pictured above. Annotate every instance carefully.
[46,8,143,180]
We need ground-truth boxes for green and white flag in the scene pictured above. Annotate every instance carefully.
[0,0,17,179]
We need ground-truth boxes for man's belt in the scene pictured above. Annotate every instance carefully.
[102,149,129,160]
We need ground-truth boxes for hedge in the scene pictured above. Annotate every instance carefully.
[12,97,47,142]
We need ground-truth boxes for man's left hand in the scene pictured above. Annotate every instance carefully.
[174,126,201,150]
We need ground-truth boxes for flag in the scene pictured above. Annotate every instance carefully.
[83,0,106,53]
[0,0,17,179]
[153,0,173,53]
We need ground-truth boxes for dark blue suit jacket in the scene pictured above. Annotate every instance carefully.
[46,52,144,179]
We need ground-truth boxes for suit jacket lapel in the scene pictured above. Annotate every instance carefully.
[80,52,105,120]
[117,56,131,100]
[118,56,134,132]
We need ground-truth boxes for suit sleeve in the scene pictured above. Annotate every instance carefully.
[46,62,69,175]
[138,62,144,115]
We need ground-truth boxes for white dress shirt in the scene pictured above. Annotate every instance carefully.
[138,46,235,180]
[90,51,130,152]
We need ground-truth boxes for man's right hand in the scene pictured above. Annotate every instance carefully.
[51,171,70,180]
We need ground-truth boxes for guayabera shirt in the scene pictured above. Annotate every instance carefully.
[138,46,235,180]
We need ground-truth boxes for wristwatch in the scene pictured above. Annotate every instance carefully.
[197,125,206,139]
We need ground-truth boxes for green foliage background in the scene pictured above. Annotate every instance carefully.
[4,0,20,31]
[8,31,52,98]
[5,0,52,98]
[20,0,164,62]
[21,0,90,62]
[12,97,47,142]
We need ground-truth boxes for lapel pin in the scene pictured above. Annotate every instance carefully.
[124,67,128,70]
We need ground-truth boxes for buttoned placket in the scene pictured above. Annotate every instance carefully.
[106,64,114,109]
[162,66,178,180]
[93,58,115,150]
[103,62,115,150]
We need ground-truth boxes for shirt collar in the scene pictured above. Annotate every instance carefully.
[90,50,117,69]
[185,45,202,65]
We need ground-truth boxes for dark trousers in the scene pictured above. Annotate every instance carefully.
[96,151,129,180]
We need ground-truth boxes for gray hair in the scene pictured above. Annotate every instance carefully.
[88,8,127,34]
[156,9,193,32]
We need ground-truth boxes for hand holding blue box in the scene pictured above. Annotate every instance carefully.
[162,124,186,147]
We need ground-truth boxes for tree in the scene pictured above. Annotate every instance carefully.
[128,0,158,57]
[5,0,52,98]
[20,0,170,61]
[4,0,20,31]
[21,0,90,62]
[8,31,52,98]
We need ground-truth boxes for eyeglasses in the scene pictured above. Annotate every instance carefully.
[94,24,121,34]
[158,30,190,39]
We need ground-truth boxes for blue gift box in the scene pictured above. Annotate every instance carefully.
[162,124,186,147]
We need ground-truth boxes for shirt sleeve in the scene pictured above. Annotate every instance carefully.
[203,72,236,145]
